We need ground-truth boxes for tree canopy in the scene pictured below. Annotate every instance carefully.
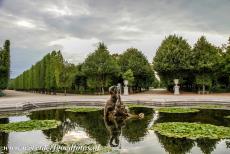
[153,35,192,90]
[82,43,120,94]
[119,48,154,91]
[0,40,10,90]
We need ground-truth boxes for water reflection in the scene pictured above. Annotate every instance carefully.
[196,138,219,154]
[156,132,195,154]
[0,107,230,154]
[122,107,154,143]
[154,109,230,154]
[0,118,9,154]
[155,109,230,127]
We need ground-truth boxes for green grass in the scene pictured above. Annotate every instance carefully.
[195,105,224,109]
[127,104,145,108]
[0,120,61,132]
[152,122,230,139]
[65,107,102,113]
[224,115,230,119]
[157,107,200,113]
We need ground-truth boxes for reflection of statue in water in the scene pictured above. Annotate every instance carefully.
[104,86,144,147]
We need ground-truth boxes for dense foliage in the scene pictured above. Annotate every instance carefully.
[82,43,120,94]
[153,35,192,90]
[0,40,10,90]
[11,35,230,94]
[11,42,156,94]
[153,35,230,92]
[119,48,155,92]
[11,51,70,94]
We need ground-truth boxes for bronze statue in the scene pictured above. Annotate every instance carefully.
[104,85,144,147]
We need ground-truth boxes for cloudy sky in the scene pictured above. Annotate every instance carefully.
[0,0,229,78]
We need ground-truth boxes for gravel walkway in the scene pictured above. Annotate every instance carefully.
[0,90,230,112]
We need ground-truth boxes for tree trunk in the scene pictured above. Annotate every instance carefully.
[202,84,205,94]
[101,87,104,95]
[64,88,67,96]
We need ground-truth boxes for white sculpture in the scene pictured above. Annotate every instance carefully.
[124,80,129,95]
[173,79,180,95]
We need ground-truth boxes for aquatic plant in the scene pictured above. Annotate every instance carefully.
[127,104,145,108]
[224,115,230,119]
[195,105,224,109]
[157,107,200,113]
[0,120,61,132]
[65,107,102,113]
[152,122,230,139]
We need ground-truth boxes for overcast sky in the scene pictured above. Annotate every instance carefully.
[0,0,229,78]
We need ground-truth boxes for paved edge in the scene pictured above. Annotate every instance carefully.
[1,100,230,113]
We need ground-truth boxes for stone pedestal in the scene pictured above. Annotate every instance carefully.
[174,85,180,95]
[124,86,128,96]
[173,79,180,95]
[123,80,129,95]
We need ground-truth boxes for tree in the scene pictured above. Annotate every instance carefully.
[0,40,10,90]
[122,69,134,86]
[44,53,51,92]
[192,36,221,93]
[219,37,230,89]
[74,64,87,93]
[82,42,120,94]
[153,35,193,91]
[60,62,77,95]
[119,48,154,92]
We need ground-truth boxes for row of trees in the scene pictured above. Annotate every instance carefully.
[10,51,77,95]
[12,35,230,94]
[0,40,10,92]
[10,43,155,94]
[153,35,230,92]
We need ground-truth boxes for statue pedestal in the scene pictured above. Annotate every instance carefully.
[124,86,129,95]
[174,85,180,95]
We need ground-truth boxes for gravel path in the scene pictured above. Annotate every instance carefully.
[0,90,230,112]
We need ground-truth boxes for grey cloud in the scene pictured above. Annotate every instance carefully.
[0,0,229,77]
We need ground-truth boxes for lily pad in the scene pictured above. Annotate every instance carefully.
[157,108,200,113]
[224,115,230,119]
[65,107,102,113]
[195,105,224,109]
[152,122,230,139]
[0,120,61,132]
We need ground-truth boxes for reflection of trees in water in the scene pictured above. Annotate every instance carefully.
[66,110,110,146]
[155,109,230,127]
[155,133,219,154]
[226,140,230,149]
[153,109,229,154]
[122,107,154,143]
[29,109,76,142]
[30,109,110,145]
[196,138,219,154]
[0,118,9,154]
[155,132,195,154]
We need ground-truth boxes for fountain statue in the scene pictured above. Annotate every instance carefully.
[104,85,144,147]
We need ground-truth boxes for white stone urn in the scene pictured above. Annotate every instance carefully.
[173,79,180,95]
[124,80,129,95]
